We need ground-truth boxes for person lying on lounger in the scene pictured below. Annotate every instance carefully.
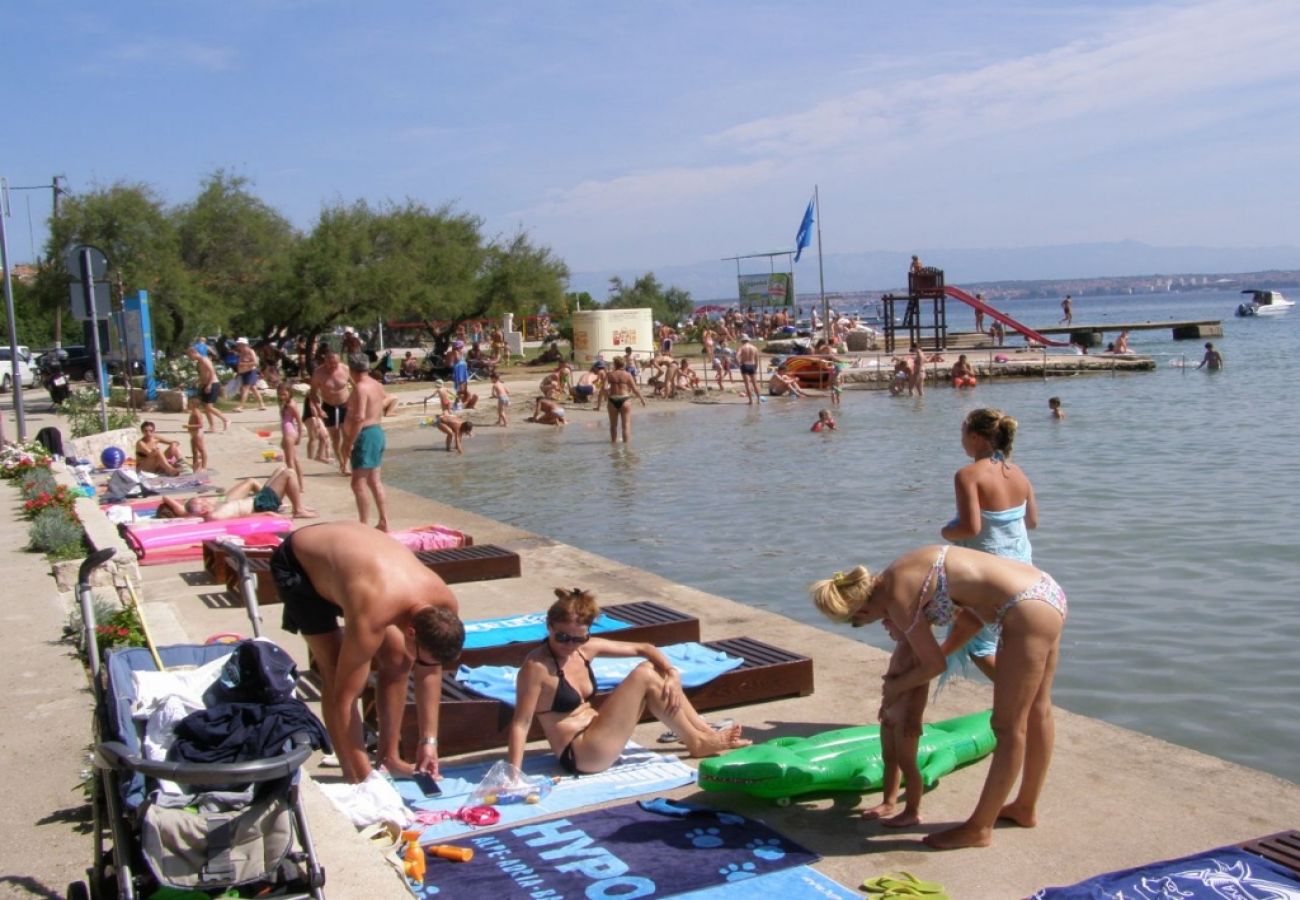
[506,588,750,776]
[157,467,318,520]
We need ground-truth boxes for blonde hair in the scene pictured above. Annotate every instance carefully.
[808,565,875,623]
[964,407,1018,457]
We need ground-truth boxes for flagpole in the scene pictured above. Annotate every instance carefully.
[815,185,828,346]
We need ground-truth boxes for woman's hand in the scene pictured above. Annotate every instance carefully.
[660,668,683,715]
[415,741,440,778]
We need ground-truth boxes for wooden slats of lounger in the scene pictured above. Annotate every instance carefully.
[1240,830,1300,877]
[223,544,522,604]
[390,636,814,758]
[459,601,701,668]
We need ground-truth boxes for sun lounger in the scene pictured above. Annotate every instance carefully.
[1240,830,1300,877]
[224,543,521,604]
[382,636,814,758]
[202,534,284,583]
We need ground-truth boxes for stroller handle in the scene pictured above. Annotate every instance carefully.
[95,733,316,785]
[79,547,117,585]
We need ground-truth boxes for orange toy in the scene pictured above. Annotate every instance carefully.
[428,844,474,863]
[401,830,426,883]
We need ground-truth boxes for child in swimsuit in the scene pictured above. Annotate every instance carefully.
[490,372,510,426]
[277,385,305,491]
[859,616,927,827]
[185,394,207,472]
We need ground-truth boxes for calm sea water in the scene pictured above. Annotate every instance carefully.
[387,290,1300,783]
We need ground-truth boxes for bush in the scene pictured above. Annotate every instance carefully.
[23,484,77,518]
[0,444,53,480]
[60,387,140,438]
[28,507,87,558]
[19,467,58,499]
[63,597,145,660]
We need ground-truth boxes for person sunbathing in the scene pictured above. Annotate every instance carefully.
[135,421,185,476]
[506,588,750,775]
[157,467,317,520]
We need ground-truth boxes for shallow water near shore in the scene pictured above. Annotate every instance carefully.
[388,290,1300,783]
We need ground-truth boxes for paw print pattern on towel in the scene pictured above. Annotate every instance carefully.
[746,837,785,861]
[686,826,724,848]
[716,812,745,826]
[720,861,758,881]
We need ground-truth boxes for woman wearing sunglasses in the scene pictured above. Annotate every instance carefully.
[507,588,749,775]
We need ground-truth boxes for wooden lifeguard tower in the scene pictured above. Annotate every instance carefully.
[881,267,949,354]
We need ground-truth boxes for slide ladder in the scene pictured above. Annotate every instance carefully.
[943,286,1070,347]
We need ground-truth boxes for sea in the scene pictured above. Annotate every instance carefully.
[385,289,1300,784]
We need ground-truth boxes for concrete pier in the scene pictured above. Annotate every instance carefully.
[3,382,1297,900]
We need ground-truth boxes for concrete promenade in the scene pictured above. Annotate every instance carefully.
[2,380,1298,899]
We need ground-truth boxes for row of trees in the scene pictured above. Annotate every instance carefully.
[16,171,572,352]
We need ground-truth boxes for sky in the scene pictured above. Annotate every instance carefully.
[7,0,1300,287]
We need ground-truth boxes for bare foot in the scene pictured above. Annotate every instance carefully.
[293,507,319,519]
[997,803,1037,828]
[380,756,415,778]
[881,809,921,828]
[232,407,244,413]
[376,520,389,532]
[923,823,993,850]
[860,801,898,821]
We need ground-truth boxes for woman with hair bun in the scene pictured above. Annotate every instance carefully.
[939,408,1039,679]
[507,588,749,776]
[809,545,1066,849]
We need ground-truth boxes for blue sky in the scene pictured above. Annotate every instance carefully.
[7,0,1300,282]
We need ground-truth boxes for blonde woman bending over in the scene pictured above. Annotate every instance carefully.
[507,588,750,776]
[809,545,1066,850]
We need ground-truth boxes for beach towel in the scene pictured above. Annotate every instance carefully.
[387,524,467,552]
[676,865,860,899]
[461,611,630,650]
[419,801,817,899]
[454,642,745,706]
[1030,845,1300,898]
[394,743,695,841]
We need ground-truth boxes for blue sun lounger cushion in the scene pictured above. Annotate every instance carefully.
[455,642,745,706]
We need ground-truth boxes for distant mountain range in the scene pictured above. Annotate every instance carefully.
[567,240,1300,302]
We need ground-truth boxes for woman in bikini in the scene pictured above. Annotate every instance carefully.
[809,545,1066,849]
[507,588,749,777]
[598,356,645,444]
[135,421,184,476]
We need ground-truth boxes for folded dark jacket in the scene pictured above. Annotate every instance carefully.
[169,700,330,765]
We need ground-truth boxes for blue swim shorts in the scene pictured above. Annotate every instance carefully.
[350,424,386,470]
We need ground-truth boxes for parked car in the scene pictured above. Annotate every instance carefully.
[0,345,37,392]
[34,345,109,383]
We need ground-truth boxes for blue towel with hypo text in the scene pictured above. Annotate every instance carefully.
[461,612,628,650]
[455,642,744,705]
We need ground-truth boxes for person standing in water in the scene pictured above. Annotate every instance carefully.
[598,356,645,444]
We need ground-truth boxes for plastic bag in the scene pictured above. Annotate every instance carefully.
[468,760,554,807]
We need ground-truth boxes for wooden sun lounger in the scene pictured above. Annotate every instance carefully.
[384,636,814,758]
[223,544,522,604]
[459,601,701,669]
[1240,830,1300,877]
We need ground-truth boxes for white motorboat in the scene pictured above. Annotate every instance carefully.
[1236,290,1295,317]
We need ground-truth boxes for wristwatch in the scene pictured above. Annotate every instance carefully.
[421,736,438,747]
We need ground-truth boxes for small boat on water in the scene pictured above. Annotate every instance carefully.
[1236,290,1295,317]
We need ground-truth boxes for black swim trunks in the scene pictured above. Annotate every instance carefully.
[272,531,343,636]
[320,401,347,429]
[201,382,221,405]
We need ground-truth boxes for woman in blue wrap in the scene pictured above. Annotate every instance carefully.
[939,408,1038,679]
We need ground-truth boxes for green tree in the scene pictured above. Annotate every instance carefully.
[605,273,693,325]
[35,181,193,350]
[476,231,569,323]
[0,279,56,349]
[172,170,296,341]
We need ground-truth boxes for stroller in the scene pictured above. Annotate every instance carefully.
[74,547,328,899]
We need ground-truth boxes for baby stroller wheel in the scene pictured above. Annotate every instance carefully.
[66,881,90,900]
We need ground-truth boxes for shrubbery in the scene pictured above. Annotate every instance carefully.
[60,387,140,438]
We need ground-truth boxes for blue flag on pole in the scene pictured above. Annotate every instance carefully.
[794,198,814,262]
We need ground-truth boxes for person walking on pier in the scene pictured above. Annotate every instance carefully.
[1059,295,1073,325]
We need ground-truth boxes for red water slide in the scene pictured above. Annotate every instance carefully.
[943,286,1070,347]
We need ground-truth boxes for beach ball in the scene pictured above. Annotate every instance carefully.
[101,446,126,469]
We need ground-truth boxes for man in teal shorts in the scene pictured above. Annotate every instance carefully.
[340,352,391,531]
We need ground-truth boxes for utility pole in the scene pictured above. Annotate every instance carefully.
[52,175,67,347]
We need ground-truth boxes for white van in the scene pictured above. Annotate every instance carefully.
[0,345,37,392]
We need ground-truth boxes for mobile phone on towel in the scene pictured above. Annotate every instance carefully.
[411,771,441,796]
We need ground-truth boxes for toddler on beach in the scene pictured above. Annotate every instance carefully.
[278,385,305,491]
[185,394,207,472]
[490,372,510,426]
[860,617,929,827]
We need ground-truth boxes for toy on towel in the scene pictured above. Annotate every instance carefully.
[469,760,555,807]
[697,711,994,803]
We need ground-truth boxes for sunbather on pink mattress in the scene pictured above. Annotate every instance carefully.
[157,467,317,520]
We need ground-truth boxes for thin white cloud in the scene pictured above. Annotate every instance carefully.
[515,160,778,219]
[109,40,235,72]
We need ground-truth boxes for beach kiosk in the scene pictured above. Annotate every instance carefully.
[571,308,654,366]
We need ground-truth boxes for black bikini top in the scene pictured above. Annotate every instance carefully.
[543,643,595,714]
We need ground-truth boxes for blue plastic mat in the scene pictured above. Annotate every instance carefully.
[454,642,744,705]
[395,743,695,841]
[1031,845,1300,898]
[461,611,627,650]
[420,800,818,898]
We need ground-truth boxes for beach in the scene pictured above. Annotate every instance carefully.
[4,322,1300,898]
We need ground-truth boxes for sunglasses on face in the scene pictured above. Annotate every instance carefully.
[551,631,590,645]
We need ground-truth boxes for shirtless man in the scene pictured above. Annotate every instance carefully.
[735,335,761,404]
[159,467,317,519]
[573,363,603,407]
[232,338,266,412]
[339,353,390,531]
[1197,341,1224,371]
[908,342,926,397]
[270,522,464,783]
[187,347,229,432]
[768,365,807,397]
[310,345,353,474]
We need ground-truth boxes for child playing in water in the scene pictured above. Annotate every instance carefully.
[829,362,843,406]
[860,617,928,827]
[185,394,207,472]
[490,371,510,426]
[1048,396,1065,420]
[277,385,305,491]
[811,409,837,432]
